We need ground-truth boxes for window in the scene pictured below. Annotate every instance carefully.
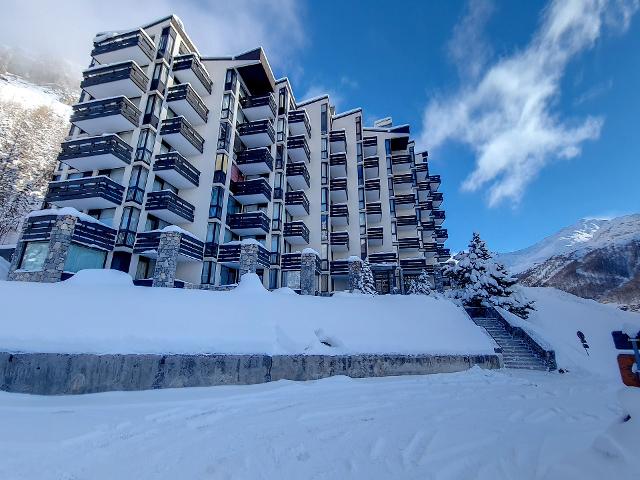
[135,128,156,163]
[201,261,216,284]
[67,172,82,180]
[214,153,228,184]
[220,265,238,285]
[385,139,391,156]
[88,208,115,227]
[19,242,49,271]
[275,145,284,169]
[152,177,177,194]
[274,172,283,200]
[221,92,235,120]
[224,69,237,92]
[356,116,362,141]
[64,244,107,273]
[321,214,328,242]
[386,156,393,176]
[357,164,364,186]
[358,188,365,210]
[144,213,168,231]
[226,196,240,215]
[389,199,396,217]
[321,274,329,292]
[117,206,140,247]
[269,269,279,290]
[278,87,287,116]
[135,257,155,280]
[321,187,328,212]
[150,62,169,93]
[272,202,282,230]
[321,137,328,159]
[391,222,397,241]
[360,238,367,259]
[217,121,232,151]
[359,212,367,236]
[277,117,285,142]
[223,228,235,243]
[270,234,281,253]
[209,186,224,219]
[206,222,221,245]
[321,103,328,134]
[357,142,363,163]
[143,94,161,128]
[157,27,175,61]
[321,163,328,185]
[126,166,148,204]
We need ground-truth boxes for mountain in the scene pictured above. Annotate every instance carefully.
[0,47,78,243]
[498,215,640,310]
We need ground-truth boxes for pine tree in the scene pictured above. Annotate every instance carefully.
[408,269,432,295]
[360,260,377,296]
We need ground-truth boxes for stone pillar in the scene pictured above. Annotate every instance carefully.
[348,257,363,292]
[152,231,181,288]
[434,266,444,293]
[239,242,259,276]
[8,214,77,283]
[300,251,318,295]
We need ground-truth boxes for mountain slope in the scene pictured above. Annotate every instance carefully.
[498,215,640,310]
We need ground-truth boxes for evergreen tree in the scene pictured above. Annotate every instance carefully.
[408,269,432,295]
[360,260,377,296]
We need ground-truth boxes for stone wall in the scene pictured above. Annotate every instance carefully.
[0,352,502,395]
[300,252,318,295]
[152,231,181,288]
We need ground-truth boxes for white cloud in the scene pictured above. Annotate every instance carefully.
[419,0,639,207]
[1,0,305,75]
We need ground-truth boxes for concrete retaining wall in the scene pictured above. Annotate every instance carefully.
[0,352,502,395]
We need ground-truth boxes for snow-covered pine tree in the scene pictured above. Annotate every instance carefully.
[408,269,432,295]
[360,260,377,296]
[485,262,535,318]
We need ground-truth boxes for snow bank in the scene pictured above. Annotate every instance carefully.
[0,270,493,356]
[510,287,640,379]
[0,258,9,281]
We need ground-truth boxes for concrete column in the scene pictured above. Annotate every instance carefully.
[300,252,318,295]
[9,214,77,283]
[152,231,181,288]
[239,242,259,276]
[348,257,362,292]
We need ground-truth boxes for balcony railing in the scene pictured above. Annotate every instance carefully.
[365,179,380,191]
[231,178,272,203]
[434,227,448,241]
[431,192,444,204]
[287,135,311,162]
[367,226,383,240]
[396,215,418,227]
[145,190,195,223]
[329,130,347,143]
[421,219,436,231]
[281,252,321,272]
[330,260,350,276]
[330,178,348,191]
[432,210,446,221]
[398,237,421,250]
[392,154,412,166]
[394,194,415,206]
[286,162,310,188]
[285,190,310,215]
[160,116,205,154]
[283,221,310,244]
[331,231,349,247]
[288,110,311,137]
[166,83,209,123]
[330,203,349,220]
[368,252,397,265]
[153,151,201,188]
[70,96,141,133]
[217,242,270,269]
[240,94,277,119]
[236,147,274,173]
[58,134,132,171]
[172,53,213,95]
[393,173,415,185]
[134,229,204,262]
[45,176,124,208]
[363,156,379,169]
[237,120,275,143]
[23,214,117,252]
[81,61,149,95]
[91,29,155,64]
[227,211,270,234]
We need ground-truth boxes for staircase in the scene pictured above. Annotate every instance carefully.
[466,307,553,371]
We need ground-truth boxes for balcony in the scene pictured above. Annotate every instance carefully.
[160,116,204,156]
[281,252,321,272]
[437,247,451,262]
[367,226,383,246]
[414,162,429,182]
[218,242,270,269]
[81,61,148,99]
[431,191,443,208]
[416,181,431,192]
[368,252,397,265]
[421,219,436,233]
[24,214,117,252]
[366,202,382,223]
[133,230,204,262]
[365,178,380,201]
[434,227,448,242]
[329,153,347,177]
[396,215,418,230]
[238,120,275,148]
[45,176,124,210]
[398,237,421,251]
[329,130,347,153]
[166,83,208,125]
[240,94,276,121]
[330,231,349,252]
[364,156,379,178]
[432,209,446,226]
[330,203,349,226]
[236,147,274,175]
[91,29,155,66]
[330,177,348,203]
[416,199,432,213]
[145,190,195,224]
[395,193,415,210]
[284,221,310,245]
[393,173,415,186]
[172,53,213,96]
[227,211,270,236]
[423,241,438,258]
[287,135,310,163]
[429,174,441,192]
[153,152,200,189]
[400,258,432,272]
[286,161,310,190]
[363,136,377,157]
[70,96,140,135]
[231,178,272,205]
[330,260,350,276]
[392,154,413,173]
[288,110,311,137]
[285,190,310,216]
[58,134,132,171]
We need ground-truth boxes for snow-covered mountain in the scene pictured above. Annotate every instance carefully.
[498,215,640,310]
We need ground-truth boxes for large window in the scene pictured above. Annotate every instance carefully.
[126,166,148,204]
[357,164,364,186]
[150,62,169,93]
[275,145,284,170]
[359,188,365,210]
[272,202,282,231]
[321,103,328,134]
[224,69,237,92]
[321,187,328,212]
[117,206,140,247]
[206,222,221,246]
[217,121,232,151]
[278,87,288,116]
[209,186,224,219]
[321,214,328,242]
[321,163,328,185]
[135,128,156,163]
[277,117,285,142]
[221,92,235,120]
[356,116,362,141]
[135,257,156,280]
[64,244,107,273]
[321,137,328,159]
[220,265,238,285]
[19,241,49,271]
[143,94,161,128]
[201,261,216,285]
[269,269,279,290]
[214,152,228,184]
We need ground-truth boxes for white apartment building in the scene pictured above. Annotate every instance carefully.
[8,15,448,294]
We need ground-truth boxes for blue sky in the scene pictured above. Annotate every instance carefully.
[5,0,640,253]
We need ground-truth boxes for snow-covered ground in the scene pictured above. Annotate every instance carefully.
[0,270,495,356]
[0,257,9,281]
[0,368,636,479]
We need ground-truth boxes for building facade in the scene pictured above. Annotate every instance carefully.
[8,15,449,294]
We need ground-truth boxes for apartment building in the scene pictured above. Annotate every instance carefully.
[8,15,449,294]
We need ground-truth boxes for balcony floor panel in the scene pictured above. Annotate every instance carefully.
[62,152,129,172]
[242,105,275,122]
[363,146,377,157]
[330,216,348,227]
[83,78,145,100]
[288,122,308,137]
[73,114,137,135]
[229,227,269,236]
[330,244,349,252]
[147,208,191,225]
[93,47,151,67]
[49,196,120,210]
[365,190,380,202]
[367,238,383,246]
[392,163,412,174]
[234,193,271,205]
[286,175,308,191]
[330,190,348,203]
[330,142,346,154]
[285,204,308,217]
[137,249,201,263]
[166,98,206,126]
[240,132,273,149]
[237,163,272,176]
[173,69,209,97]
[432,199,443,208]
[330,165,347,177]
[366,213,382,223]
[162,133,201,157]
[153,168,198,190]
[288,148,308,163]
[284,235,309,246]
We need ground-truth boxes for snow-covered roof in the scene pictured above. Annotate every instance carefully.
[27,208,109,227]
